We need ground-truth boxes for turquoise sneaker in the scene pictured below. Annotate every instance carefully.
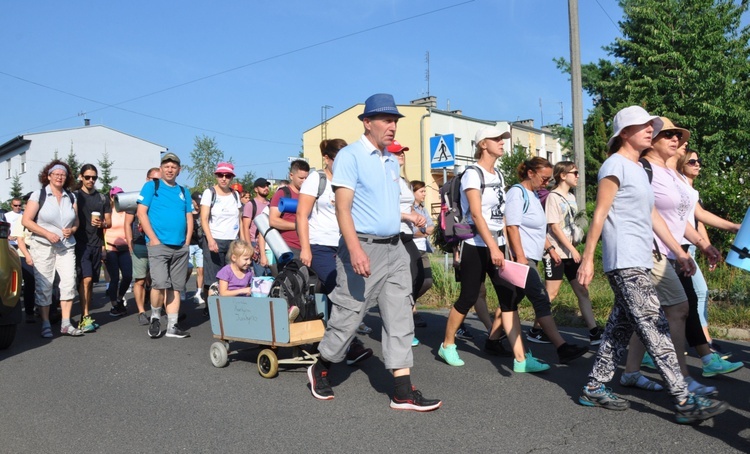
[412,337,420,347]
[438,343,464,366]
[702,353,743,377]
[78,315,97,333]
[513,351,550,373]
[641,352,656,370]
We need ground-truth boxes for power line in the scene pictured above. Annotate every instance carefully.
[594,0,621,33]
[0,0,475,141]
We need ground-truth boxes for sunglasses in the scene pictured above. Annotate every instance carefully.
[567,170,580,177]
[661,130,683,140]
[82,175,98,181]
[12,204,22,208]
[687,158,703,166]
[216,173,234,179]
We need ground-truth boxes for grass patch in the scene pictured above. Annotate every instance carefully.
[418,246,750,335]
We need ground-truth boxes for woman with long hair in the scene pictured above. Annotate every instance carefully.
[22,160,82,337]
[576,106,726,424]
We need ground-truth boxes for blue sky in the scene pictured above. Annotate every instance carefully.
[1,0,627,184]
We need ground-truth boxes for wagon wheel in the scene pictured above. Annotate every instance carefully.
[257,349,279,378]
[210,341,229,368]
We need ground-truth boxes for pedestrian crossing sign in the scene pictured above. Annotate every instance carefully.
[430,134,455,169]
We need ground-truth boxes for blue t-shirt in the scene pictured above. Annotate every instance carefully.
[504,185,546,261]
[599,153,655,272]
[216,264,254,291]
[137,179,192,247]
[331,135,401,236]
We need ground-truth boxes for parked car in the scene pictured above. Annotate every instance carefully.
[0,220,22,349]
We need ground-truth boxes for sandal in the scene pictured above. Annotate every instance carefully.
[40,326,53,338]
[620,372,663,391]
[60,324,84,337]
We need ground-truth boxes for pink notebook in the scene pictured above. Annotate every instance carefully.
[496,260,530,288]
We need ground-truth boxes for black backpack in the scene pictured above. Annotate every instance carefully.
[268,259,321,322]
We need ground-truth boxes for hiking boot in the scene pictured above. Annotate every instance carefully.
[579,385,630,411]
[307,360,334,400]
[455,324,474,341]
[438,343,465,367]
[702,353,743,377]
[413,313,427,328]
[165,324,190,338]
[526,327,551,344]
[148,317,162,338]
[513,351,550,373]
[557,342,588,364]
[674,393,728,424]
[345,340,373,366]
[589,326,604,346]
[484,338,512,357]
[390,386,442,412]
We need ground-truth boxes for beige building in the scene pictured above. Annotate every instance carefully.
[302,96,568,215]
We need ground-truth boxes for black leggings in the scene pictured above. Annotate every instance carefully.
[675,249,708,347]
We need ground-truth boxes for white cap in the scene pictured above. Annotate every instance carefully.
[607,106,663,148]
[475,126,511,143]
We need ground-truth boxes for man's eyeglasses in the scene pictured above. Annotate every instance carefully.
[216,173,234,179]
[687,158,703,166]
[12,204,21,208]
[82,175,98,181]
[662,130,683,140]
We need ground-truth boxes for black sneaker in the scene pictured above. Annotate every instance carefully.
[484,338,512,357]
[413,313,427,328]
[589,327,604,346]
[109,302,127,317]
[345,339,373,366]
[165,324,190,338]
[148,317,162,338]
[579,385,630,411]
[526,328,551,344]
[178,312,187,323]
[674,393,729,424]
[557,342,588,364]
[307,361,334,400]
[455,323,474,341]
[390,386,442,412]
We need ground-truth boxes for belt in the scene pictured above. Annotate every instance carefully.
[357,234,400,245]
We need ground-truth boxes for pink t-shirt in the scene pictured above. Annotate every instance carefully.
[650,164,696,259]
[242,197,270,243]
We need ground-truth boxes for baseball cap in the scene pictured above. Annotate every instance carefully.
[109,186,124,197]
[254,178,270,188]
[475,127,511,143]
[161,152,181,165]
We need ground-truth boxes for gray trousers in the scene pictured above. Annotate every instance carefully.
[319,236,415,370]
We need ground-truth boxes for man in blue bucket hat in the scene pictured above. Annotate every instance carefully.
[307,93,442,411]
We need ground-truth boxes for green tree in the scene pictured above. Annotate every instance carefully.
[184,135,226,193]
[65,144,80,180]
[498,142,530,188]
[235,170,258,196]
[9,172,23,199]
[97,150,116,195]
[560,0,750,247]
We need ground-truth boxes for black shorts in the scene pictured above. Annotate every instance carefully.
[542,257,580,282]
[76,243,103,282]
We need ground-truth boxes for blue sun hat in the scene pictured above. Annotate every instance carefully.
[358,93,404,121]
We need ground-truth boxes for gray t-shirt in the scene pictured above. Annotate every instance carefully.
[504,184,546,261]
[599,153,654,272]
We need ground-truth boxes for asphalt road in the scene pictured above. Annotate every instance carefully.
[1,281,749,453]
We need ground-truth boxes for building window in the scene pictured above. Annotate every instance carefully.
[20,152,26,174]
[5,159,10,179]
[547,150,553,162]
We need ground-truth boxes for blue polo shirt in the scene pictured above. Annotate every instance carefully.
[137,179,192,246]
[331,135,401,236]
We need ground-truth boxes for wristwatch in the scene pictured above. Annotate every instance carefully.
[419,227,427,234]
[545,246,556,254]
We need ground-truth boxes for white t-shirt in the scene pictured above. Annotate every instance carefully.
[299,170,340,247]
[505,184,547,261]
[201,189,242,240]
[460,165,506,248]
[399,178,415,235]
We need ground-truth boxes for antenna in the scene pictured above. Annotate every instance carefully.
[321,105,333,141]
[425,51,430,98]
[539,98,544,127]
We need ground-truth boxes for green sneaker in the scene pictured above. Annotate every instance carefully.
[702,353,743,377]
[78,315,97,333]
[438,343,464,366]
[514,351,550,373]
[641,352,656,370]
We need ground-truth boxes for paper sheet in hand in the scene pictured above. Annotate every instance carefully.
[496,261,530,288]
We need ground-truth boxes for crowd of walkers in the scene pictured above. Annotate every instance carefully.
[3,95,744,422]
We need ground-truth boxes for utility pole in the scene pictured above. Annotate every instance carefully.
[321,105,332,141]
[568,0,586,206]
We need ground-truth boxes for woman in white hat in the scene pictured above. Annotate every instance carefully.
[576,106,727,424]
